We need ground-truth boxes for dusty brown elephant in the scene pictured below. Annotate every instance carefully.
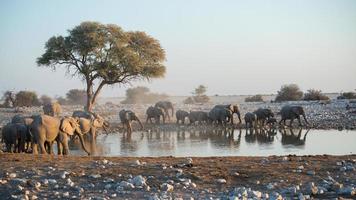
[155,101,174,121]
[119,109,143,134]
[72,111,109,140]
[30,115,90,155]
[43,102,62,117]
[213,104,242,124]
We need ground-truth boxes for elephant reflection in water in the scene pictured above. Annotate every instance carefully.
[147,130,176,152]
[207,128,242,149]
[120,132,144,154]
[279,128,309,146]
[245,128,277,144]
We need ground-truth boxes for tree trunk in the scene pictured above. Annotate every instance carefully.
[85,80,105,112]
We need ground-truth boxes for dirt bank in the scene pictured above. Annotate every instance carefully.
[0,154,355,199]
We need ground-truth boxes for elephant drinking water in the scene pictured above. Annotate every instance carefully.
[119,109,143,134]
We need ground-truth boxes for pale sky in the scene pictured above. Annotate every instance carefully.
[0,0,355,97]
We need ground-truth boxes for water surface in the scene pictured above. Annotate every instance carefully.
[70,129,356,157]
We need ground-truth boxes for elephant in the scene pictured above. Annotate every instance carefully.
[43,102,62,117]
[213,104,242,124]
[11,114,34,152]
[146,106,165,124]
[176,110,189,124]
[72,111,109,139]
[119,109,143,134]
[1,123,27,153]
[189,111,209,125]
[253,108,274,127]
[279,105,309,127]
[155,101,174,121]
[208,107,233,125]
[244,112,257,128]
[30,115,90,155]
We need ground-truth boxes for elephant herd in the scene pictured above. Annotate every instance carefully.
[1,103,109,155]
[120,101,309,133]
[1,100,309,155]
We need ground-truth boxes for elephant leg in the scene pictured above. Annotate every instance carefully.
[32,143,38,155]
[297,116,302,126]
[290,118,294,127]
[39,142,47,154]
[127,122,132,134]
[176,119,179,124]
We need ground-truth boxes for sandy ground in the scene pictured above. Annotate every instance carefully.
[0,154,355,199]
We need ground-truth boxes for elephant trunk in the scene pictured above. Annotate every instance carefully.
[136,118,144,130]
[302,114,309,125]
[237,112,242,123]
[76,132,91,156]
[171,107,174,118]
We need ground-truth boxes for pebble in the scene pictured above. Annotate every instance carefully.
[338,186,355,196]
[48,179,57,184]
[60,171,69,179]
[161,183,174,192]
[131,175,146,186]
[216,179,227,184]
[119,181,135,189]
[134,160,141,166]
[90,174,102,179]
[67,178,75,187]
[306,170,315,176]
[267,183,275,190]
[63,192,69,197]
[8,173,17,178]
[307,182,318,195]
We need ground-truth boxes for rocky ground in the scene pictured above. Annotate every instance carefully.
[0,154,355,199]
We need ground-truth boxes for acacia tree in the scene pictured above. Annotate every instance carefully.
[37,22,166,111]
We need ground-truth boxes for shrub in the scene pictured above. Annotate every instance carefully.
[121,86,168,104]
[245,95,264,102]
[275,84,303,102]
[341,92,356,99]
[66,89,87,105]
[184,85,210,104]
[56,96,68,105]
[303,89,329,101]
[15,91,41,107]
[40,95,52,105]
[1,91,16,108]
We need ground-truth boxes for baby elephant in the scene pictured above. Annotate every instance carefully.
[119,109,143,134]
[244,112,257,128]
[176,110,189,124]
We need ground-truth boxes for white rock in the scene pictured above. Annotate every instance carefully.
[60,171,69,179]
[9,173,17,178]
[298,165,304,170]
[267,183,275,190]
[66,178,74,187]
[31,195,38,200]
[119,181,135,189]
[161,183,174,192]
[104,184,112,189]
[48,179,57,184]
[134,160,141,165]
[216,179,227,184]
[132,175,146,186]
[102,159,108,165]
[90,174,102,178]
[63,192,69,197]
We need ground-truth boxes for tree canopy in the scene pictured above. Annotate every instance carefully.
[275,84,303,102]
[37,21,166,111]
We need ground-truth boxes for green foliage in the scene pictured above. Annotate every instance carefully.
[15,91,41,107]
[66,89,87,105]
[275,84,303,102]
[245,95,264,102]
[40,95,53,105]
[184,85,210,104]
[121,86,168,104]
[37,21,166,111]
[340,92,356,99]
[303,89,329,101]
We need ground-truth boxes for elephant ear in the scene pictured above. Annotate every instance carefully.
[61,118,75,135]
[93,118,102,128]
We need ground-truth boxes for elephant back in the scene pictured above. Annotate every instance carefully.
[72,111,94,119]
[11,114,25,124]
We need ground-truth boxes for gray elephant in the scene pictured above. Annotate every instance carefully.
[72,111,109,140]
[30,115,90,155]
[244,112,257,128]
[279,105,309,127]
[11,114,34,152]
[213,104,242,124]
[189,111,209,125]
[176,110,189,124]
[1,123,27,153]
[146,106,165,124]
[253,108,274,126]
[209,107,233,125]
[119,109,143,134]
[155,101,174,121]
[43,102,62,117]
